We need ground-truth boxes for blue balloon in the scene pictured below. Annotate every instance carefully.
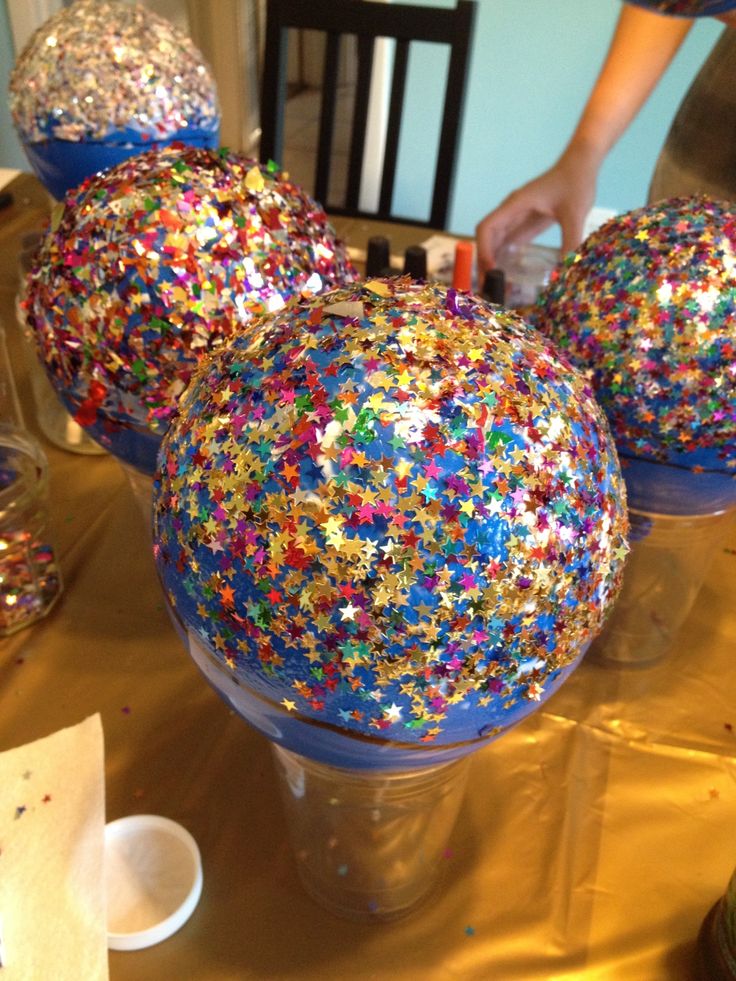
[534,197,736,517]
[153,281,629,769]
[21,124,219,201]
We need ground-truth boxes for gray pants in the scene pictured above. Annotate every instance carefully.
[649,27,736,202]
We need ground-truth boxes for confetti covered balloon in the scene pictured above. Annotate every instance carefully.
[534,197,736,514]
[23,144,356,474]
[9,0,220,199]
[153,279,629,769]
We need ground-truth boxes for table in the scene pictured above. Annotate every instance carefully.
[2,172,734,980]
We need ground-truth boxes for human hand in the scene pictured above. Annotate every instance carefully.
[475,151,598,278]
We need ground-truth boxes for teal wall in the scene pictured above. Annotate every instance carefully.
[0,0,27,170]
[0,0,723,237]
[395,0,722,239]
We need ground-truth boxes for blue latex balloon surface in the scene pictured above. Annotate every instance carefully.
[154,280,629,768]
[9,0,220,198]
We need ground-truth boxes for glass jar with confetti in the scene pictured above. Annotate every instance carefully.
[0,428,62,636]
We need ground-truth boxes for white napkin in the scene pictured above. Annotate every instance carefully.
[0,169,20,192]
[0,714,107,980]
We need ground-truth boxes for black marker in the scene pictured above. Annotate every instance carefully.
[482,268,505,305]
[403,245,427,281]
[366,236,390,277]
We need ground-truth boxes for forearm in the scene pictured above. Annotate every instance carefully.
[561,4,693,168]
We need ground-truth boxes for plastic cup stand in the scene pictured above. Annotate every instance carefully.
[588,506,732,667]
[118,461,154,530]
[16,240,104,456]
[16,332,105,455]
[0,428,62,636]
[271,743,470,920]
[697,864,736,980]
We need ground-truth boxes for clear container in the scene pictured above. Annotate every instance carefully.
[118,461,153,530]
[495,242,560,310]
[697,864,736,980]
[588,507,732,666]
[271,744,470,920]
[0,429,62,636]
[16,235,104,456]
[19,344,104,455]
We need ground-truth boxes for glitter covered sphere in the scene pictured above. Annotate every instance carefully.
[24,144,356,474]
[153,279,628,769]
[534,196,736,514]
[9,0,220,198]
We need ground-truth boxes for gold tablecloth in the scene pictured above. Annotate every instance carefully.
[1,174,734,980]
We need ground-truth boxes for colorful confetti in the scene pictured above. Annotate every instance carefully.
[0,445,61,637]
[534,197,736,476]
[154,279,628,765]
[24,144,356,474]
[8,0,219,146]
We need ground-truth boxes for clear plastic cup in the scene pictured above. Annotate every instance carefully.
[588,506,732,666]
[0,428,62,636]
[17,235,104,456]
[495,242,560,310]
[118,461,153,529]
[18,339,104,456]
[271,744,470,920]
[697,864,736,980]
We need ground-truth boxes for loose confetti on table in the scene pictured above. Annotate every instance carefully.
[154,279,628,756]
[24,144,356,473]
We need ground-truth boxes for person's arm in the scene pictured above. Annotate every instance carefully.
[475,5,693,275]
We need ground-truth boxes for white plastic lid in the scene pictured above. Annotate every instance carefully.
[105,814,203,951]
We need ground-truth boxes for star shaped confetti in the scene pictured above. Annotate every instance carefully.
[534,196,736,476]
[154,278,628,755]
[24,144,356,472]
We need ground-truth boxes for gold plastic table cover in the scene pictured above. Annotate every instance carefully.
[1,173,734,981]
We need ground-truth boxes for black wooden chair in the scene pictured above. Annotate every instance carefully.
[259,0,477,228]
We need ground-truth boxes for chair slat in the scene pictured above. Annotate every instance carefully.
[346,35,375,211]
[378,38,408,219]
[431,0,475,230]
[314,32,341,206]
[259,0,477,229]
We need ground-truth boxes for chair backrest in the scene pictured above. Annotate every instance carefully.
[259,0,476,228]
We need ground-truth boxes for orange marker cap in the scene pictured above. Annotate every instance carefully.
[452,240,474,291]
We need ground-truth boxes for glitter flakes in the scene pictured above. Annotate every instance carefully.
[153,279,628,752]
[24,144,356,473]
[9,0,219,145]
[534,196,736,474]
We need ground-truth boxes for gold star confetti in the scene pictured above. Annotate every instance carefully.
[154,279,628,758]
